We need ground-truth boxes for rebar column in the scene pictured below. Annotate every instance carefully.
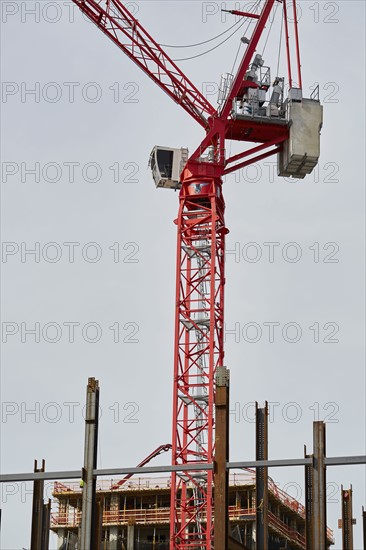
[79,377,100,550]
[341,486,354,550]
[214,366,230,549]
[255,402,268,550]
[30,459,45,550]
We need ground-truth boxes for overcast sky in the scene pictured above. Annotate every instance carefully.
[1,1,365,548]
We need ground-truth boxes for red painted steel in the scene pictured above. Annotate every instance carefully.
[225,136,287,168]
[224,147,282,176]
[219,0,276,122]
[68,1,303,547]
[283,0,293,89]
[169,172,227,548]
[71,0,215,128]
[292,0,303,89]
[222,9,260,19]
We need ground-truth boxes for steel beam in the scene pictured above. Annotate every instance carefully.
[30,459,45,550]
[362,506,366,550]
[312,421,327,550]
[0,463,214,483]
[305,446,313,550]
[79,377,100,550]
[228,458,312,469]
[94,496,103,550]
[96,463,215,477]
[1,456,365,483]
[42,499,51,550]
[255,402,268,550]
[214,367,230,550]
[325,456,366,466]
[341,486,354,550]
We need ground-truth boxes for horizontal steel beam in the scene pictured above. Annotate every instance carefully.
[94,463,215,477]
[0,470,82,483]
[324,455,366,466]
[1,456,366,483]
[228,458,313,468]
[0,463,214,483]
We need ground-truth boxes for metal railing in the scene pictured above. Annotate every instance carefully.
[53,472,256,496]
[51,505,257,529]
[268,510,306,547]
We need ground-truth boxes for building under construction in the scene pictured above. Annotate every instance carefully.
[51,472,334,549]
[2,2,364,549]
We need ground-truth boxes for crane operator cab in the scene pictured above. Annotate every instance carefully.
[149,146,188,189]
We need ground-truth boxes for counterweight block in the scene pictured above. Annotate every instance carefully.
[278,98,323,179]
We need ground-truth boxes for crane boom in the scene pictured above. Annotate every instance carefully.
[71,0,215,128]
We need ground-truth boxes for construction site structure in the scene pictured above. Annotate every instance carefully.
[51,472,334,550]
[339,486,356,550]
[66,2,323,547]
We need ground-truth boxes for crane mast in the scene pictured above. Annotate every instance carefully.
[171,171,226,547]
[69,1,323,548]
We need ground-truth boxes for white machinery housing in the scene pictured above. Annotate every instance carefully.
[149,146,189,189]
[278,98,323,179]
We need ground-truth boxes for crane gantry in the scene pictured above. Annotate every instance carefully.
[69,1,323,548]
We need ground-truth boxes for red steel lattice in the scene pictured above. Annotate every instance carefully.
[170,176,226,547]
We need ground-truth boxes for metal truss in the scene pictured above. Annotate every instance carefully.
[71,0,215,128]
[170,180,226,549]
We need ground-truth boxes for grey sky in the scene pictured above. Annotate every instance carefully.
[1,1,365,548]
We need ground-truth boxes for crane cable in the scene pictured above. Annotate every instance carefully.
[170,0,262,62]
[276,6,284,78]
[226,0,262,159]
[261,0,280,56]
[171,17,249,62]
[230,18,253,75]
[229,0,262,75]
[160,17,243,49]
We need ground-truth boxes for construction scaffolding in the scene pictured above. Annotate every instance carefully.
[50,471,334,550]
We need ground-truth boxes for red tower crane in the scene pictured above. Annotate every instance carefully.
[69,1,323,547]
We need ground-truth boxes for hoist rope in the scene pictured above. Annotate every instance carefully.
[229,0,262,75]
[261,1,280,56]
[276,6,284,78]
[171,18,249,62]
[160,18,243,48]
[170,0,262,62]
